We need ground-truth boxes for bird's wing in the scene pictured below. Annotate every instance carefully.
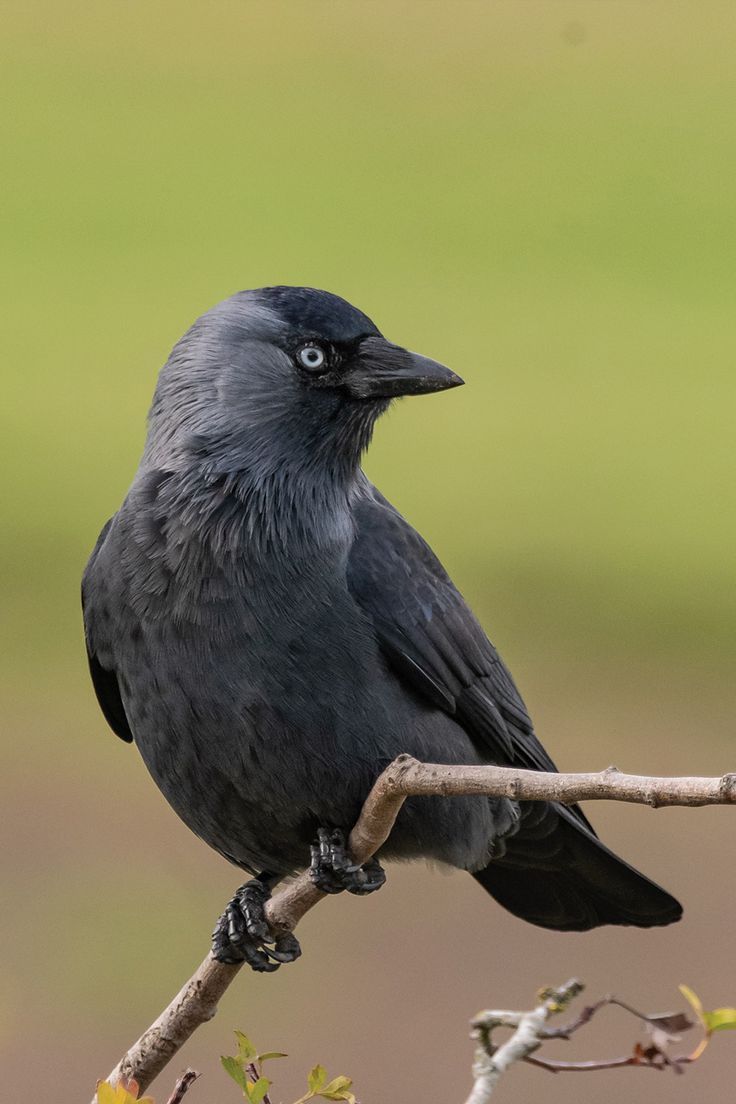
[347,484,584,791]
[82,518,134,744]
[347,486,685,926]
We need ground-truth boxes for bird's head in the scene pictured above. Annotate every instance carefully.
[144,286,463,483]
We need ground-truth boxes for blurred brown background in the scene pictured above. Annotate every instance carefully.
[2,3,735,1101]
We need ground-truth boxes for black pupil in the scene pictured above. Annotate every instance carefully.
[304,347,322,365]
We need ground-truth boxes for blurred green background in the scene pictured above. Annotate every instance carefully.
[2,2,735,1101]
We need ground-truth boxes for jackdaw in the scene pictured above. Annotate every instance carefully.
[83,287,682,970]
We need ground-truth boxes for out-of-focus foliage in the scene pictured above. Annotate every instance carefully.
[221,1031,355,1104]
[92,991,736,1100]
[679,985,736,1059]
[95,1081,153,1104]
[471,981,735,1076]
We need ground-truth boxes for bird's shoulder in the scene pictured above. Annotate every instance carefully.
[347,482,555,771]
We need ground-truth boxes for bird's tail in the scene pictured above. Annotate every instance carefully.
[473,802,682,931]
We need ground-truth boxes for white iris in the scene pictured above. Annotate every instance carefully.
[297,344,326,371]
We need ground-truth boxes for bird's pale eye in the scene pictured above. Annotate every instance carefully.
[296,344,328,373]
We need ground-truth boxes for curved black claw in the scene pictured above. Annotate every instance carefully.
[309,827,386,896]
[211,879,302,972]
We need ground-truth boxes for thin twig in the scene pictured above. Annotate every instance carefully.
[524,1053,669,1073]
[93,757,736,1100]
[523,994,697,1075]
[246,1062,273,1104]
[525,1046,694,1075]
[539,996,612,1038]
[164,1069,199,1103]
[539,993,678,1038]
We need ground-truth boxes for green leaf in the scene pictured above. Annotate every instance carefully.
[246,1076,272,1103]
[221,1055,250,1092]
[679,985,705,1024]
[308,1065,327,1093]
[235,1031,259,1062]
[95,1086,120,1104]
[96,1086,139,1104]
[257,1051,288,1063]
[703,1008,736,1032]
[320,1074,355,1101]
[320,1088,356,1103]
[95,1080,155,1104]
[680,987,736,1034]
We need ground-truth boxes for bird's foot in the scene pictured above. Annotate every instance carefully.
[309,827,386,896]
[211,878,301,972]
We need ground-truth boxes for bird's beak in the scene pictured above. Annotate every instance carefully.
[344,335,464,399]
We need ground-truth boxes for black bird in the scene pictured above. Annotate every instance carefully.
[83,287,682,970]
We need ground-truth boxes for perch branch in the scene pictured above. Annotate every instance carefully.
[94,757,736,1100]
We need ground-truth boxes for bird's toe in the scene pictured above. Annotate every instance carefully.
[211,878,300,971]
[309,827,386,896]
[346,856,386,896]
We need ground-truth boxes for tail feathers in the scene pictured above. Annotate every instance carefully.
[475,804,682,932]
